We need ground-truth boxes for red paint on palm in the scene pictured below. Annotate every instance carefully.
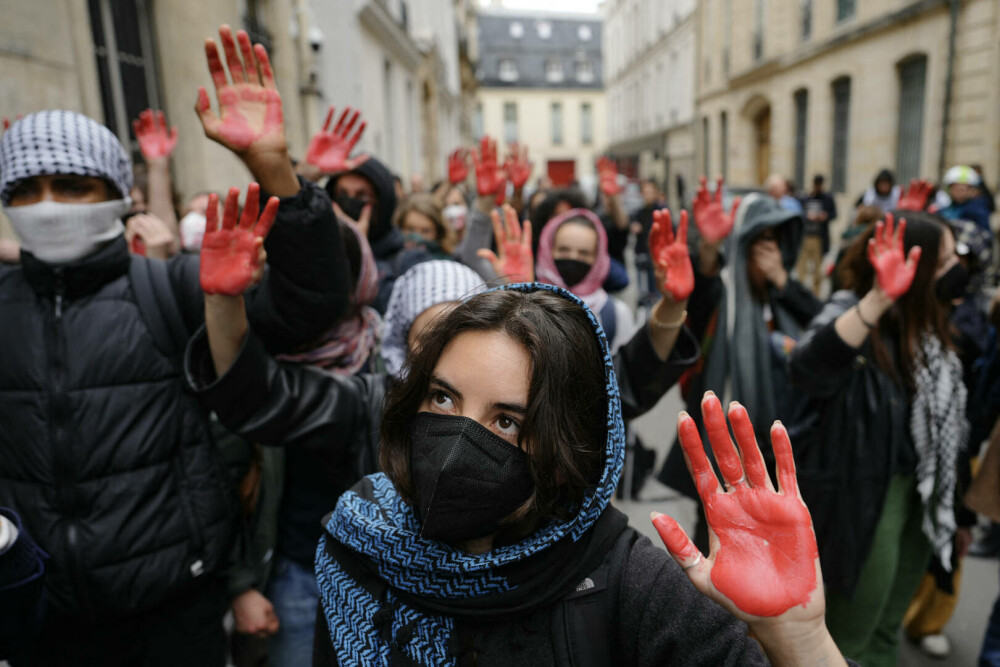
[650,209,694,302]
[505,143,533,189]
[306,106,368,174]
[197,27,286,156]
[133,109,178,160]
[448,149,469,184]
[867,212,922,300]
[479,205,534,283]
[596,157,620,196]
[693,176,739,244]
[678,396,819,617]
[200,183,279,296]
[472,136,505,196]
[898,178,934,212]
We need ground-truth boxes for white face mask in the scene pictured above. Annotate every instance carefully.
[442,204,468,231]
[4,199,129,264]
[179,211,207,252]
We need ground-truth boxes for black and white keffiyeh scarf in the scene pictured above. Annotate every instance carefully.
[910,333,968,568]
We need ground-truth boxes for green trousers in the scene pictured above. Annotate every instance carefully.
[825,475,933,667]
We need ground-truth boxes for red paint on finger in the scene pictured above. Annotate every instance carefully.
[702,395,744,486]
[652,513,701,564]
[729,403,769,488]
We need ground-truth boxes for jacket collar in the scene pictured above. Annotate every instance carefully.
[20,236,131,299]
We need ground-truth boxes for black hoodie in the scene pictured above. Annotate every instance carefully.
[326,157,405,312]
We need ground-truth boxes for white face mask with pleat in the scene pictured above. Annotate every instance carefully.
[4,198,129,264]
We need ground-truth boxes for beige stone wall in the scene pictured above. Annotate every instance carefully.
[478,87,608,188]
[695,0,1000,235]
[0,0,317,236]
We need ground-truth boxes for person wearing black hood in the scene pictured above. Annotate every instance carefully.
[855,169,902,213]
[325,157,404,313]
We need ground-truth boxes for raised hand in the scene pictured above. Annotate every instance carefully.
[196,25,284,158]
[898,178,934,212]
[477,204,533,283]
[868,212,921,300]
[132,109,178,161]
[200,183,278,296]
[448,148,469,185]
[505,143,533,190]
[653,392,821,621]
[597,157,620,197]
[472,136,506,197]
[305,106,369,174]
[693,176,740,245]
[126,213,179,260]
[650,209,693,302]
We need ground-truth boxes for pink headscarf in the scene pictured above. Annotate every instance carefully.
[535,208,611,313]
[276,219,381,375]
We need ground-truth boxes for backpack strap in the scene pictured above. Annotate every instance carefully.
[551,529,636,667]
[129,255,189,358]
[598,298,617,347]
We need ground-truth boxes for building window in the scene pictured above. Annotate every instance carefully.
[702,117,711,177]
[87,0,159,154]
[896,56,928,183]
[537,21,552,39]
[578,25,592,41]
[498,59,519,82]
[837,0,855,22]
[801,0,813,40]
[504,102,518,144]
[794,89,808,190]
[753,0,765,61]
[473,102,484,141]
[581,102,593,145]
[551,102,563,145]
[510,21,524,38]
[546,59,564,83]
[831,77,851,192]
[723,0,732,76]
[720,111,729,180]
[576,59,595,84]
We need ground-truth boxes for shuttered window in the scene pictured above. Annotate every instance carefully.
[703,117,711,177]
[720,111,729,180]
[837,0,855,22]
[896,56,928,184]
[831,78,851,193]
[794,89,808,190]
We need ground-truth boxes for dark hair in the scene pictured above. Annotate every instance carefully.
[393,193,456,254]
[338,220,362,294]
[529,188,589,231]
[379,289,608,534]
[813,174,825,186]
[839,210,953,390]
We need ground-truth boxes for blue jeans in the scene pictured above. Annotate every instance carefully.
[266,556,319,667]
[981,566,1000,666]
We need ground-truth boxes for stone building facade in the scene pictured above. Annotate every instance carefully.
[475,7,607,191]
[604,0,698,210]
[695,0,1000,227]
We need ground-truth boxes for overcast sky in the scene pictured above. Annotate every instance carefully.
[482,0,602,15]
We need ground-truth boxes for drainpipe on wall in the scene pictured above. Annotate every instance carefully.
[938,0,960,181]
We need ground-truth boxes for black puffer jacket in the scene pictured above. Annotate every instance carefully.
[0,179,350,618]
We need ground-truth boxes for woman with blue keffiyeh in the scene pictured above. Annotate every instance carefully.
[188,203,851,666]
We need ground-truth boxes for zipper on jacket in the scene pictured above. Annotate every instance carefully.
[48,271,94,615]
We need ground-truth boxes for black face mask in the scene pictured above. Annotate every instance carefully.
[554,258,592,288]
[935,263,970,302]
[334,194,370,223]
[409,412,534,543]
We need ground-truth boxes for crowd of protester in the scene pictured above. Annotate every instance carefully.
[1,22,1000,667]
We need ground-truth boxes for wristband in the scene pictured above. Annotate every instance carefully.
[650,309,688,330]
[855,303,877,330]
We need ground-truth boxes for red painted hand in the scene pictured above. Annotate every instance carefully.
[200,183,278,296]
[477,204,533,283]
[867,212,922,300]
[650,209,694,302]
[196,25,285,157]
[505,143,533,189]
[693,176,740,244]
[448,149,469,185]
[305,106,369,175]
[653,392,821,621]
[132,109,178,160]
[898,178,934,212]
[2,114,22,134]
[596,157,621,197]
[472,136,506,197]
